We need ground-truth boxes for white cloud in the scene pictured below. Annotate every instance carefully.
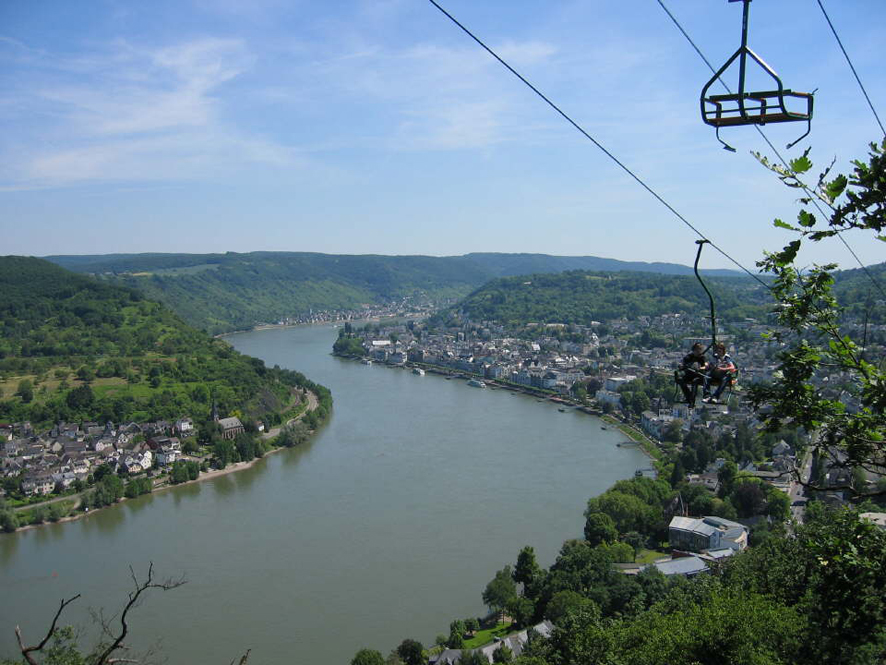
[2,37,295,189]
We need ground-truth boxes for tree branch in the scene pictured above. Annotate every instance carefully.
[15,594,82,665]
[94,563,186,665]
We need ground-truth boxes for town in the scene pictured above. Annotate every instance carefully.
[335,308,886,517]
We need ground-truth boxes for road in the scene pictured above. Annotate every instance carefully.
[789,448,814,524]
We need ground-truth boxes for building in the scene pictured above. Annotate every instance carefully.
[217,417,245,440]
[430,621,554,665]
[668,515,749,552]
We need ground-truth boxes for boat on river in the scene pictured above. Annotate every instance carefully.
[361,359,373,365]
[412,368,425,376]
[467,379,486,388]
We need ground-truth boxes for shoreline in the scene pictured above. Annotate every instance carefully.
[5,393,321,536]
[336,353,661,464]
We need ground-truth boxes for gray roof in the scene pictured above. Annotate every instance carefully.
[649,556,708,576]
[218,417,243,430]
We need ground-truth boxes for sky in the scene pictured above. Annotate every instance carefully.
[1,0,884,271]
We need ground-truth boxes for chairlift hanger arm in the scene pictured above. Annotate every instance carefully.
[700,0,814,151]
[694,239,717,349]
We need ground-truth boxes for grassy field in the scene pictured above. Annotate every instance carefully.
[635,548,671,564]
[463,623,513,649]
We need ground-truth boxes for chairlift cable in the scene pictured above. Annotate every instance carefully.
[424,0,771,291]
[816,0,886,138]
[656,0,886,303]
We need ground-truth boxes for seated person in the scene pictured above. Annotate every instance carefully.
[704,342,737,403]
[676,342,708,408]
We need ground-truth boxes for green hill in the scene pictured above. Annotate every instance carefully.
[436,269,770,327]
[45,252,744,334]
[0,256,322,428]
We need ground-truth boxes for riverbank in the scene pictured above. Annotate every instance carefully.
[334,354,666,463]
[3,392,322,536]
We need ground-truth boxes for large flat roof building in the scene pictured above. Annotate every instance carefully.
[669,515,749,553]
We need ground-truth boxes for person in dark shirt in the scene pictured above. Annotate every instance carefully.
[676,342,709,408]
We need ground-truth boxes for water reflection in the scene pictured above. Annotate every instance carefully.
[232,465,260,491]
[171,482,201,506]
[210,474,235,497]
[84,504,125,534]
[124,493,156,515]
[0,531,19,565]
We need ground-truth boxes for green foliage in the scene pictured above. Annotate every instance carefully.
[483,565,518,614]
[89,474,124,508]
[438,270,768,328]
[0,257,327,430]
[124,476,153,498]
[395,639,424,665]
[583,513,618,547]
[513,546,543,599]
[0,498,19,533]
[351,649,386,665]
[333,335,366,357]
[584,477,672,537]
[751,140,886,497]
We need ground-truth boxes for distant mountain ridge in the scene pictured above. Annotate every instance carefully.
[48,251,743,278]
[39,251,745,334]
[35,252,886,332]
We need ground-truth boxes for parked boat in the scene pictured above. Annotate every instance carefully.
[412,368,425,376]
[361,359,373,366]
[467,379,486,388]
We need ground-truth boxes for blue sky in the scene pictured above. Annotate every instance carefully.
[1,0,883,270]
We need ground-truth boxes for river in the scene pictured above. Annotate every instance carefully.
[1,325,647,664]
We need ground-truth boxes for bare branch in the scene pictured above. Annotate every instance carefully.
[229,649,252,665]
[15,594,82,665]
[94,563,186,665]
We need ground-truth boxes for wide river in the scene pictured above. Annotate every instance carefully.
[1,325,647,664]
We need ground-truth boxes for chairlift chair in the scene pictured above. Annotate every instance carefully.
[673,240,739,406]
[701,0,814,151]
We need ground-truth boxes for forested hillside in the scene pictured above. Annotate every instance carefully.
[437,270,770,327]
[46,252,743,334]
[0,257,322,428]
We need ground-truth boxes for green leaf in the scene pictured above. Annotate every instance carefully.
[877,235,886,243]
[790,152,813,174]
[825,174,848,200]
[798,210,816,228]
[774,219,800,231]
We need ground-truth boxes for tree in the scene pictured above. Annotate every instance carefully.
[278,421,309,448]
[396,639,424,665]
[0,498,18,533]
[513,546,543,599]
[352,648,386,665]
[482,565,518,617]
[16,380,33,404]
[65,384,94,410]
[583,513,618,547]
[213,438,234,469]
[662,419,682,444]
[492,644,513,663]
[751,140,886,497]
[730,480,767,517]
[458,650,487,665]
